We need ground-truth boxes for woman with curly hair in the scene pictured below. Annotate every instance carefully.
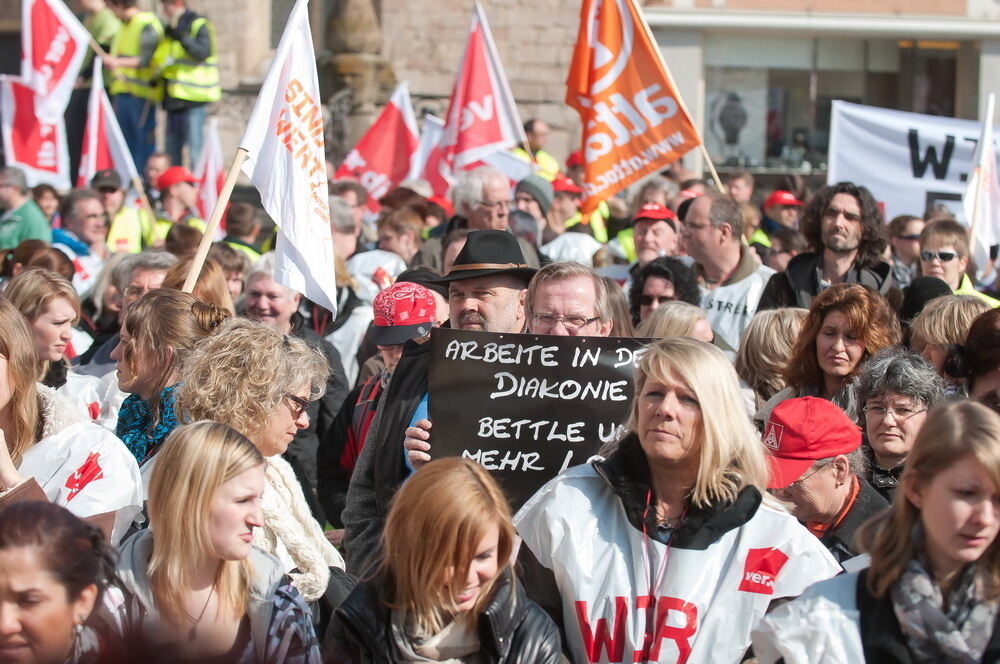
[176,318,345,606]
[756,283,900,424]
[627,255,701,326]
[110,288,230,466]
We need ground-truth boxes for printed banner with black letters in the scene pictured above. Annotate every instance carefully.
[828,100,999,222]
[428,328,649,508]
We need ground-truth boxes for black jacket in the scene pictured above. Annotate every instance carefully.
[855,569,1000,663]
[757,251,898,311]
[340,336,431,574]
[323,568,561,664]
[820,478,889,563]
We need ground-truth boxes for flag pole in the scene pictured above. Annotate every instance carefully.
[86,38,126,83]
[182,148,248,292]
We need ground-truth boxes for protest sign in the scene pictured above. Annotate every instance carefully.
[829,100,1000,223]
[428,328,648,507]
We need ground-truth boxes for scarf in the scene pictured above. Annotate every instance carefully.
[115,385,179,463]
[390,611,483,664]
[252,456,344,601]
[891,555,998,663]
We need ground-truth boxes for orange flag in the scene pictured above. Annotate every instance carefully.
[567,0,701,213]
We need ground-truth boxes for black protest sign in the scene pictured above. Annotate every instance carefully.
[428,328,648,508]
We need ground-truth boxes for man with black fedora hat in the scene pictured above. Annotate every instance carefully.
[340,230,536,573]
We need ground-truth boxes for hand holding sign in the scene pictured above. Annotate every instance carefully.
[404,419,433,470]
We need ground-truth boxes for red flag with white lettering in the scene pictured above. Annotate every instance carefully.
[194,116,225,225]
[335,82,419,212]
[77,59,138,189]
[420,2,525,195]
[21,0,92,123]
[0,75,70,189]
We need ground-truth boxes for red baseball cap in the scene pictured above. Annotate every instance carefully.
[763,190,804,208]
[552,175,583,195]
[157,166,199,191]
[428,194,454,218]
[565,151,584,169]
[631,203,677,231]
[762,397,861,489]
[372,281,437,346]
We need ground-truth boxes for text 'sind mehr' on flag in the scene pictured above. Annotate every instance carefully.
[567,0,702,214]
[239,0,339,314]
[21,0,92,123]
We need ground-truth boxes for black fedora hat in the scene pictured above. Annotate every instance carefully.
[436,230,537,283]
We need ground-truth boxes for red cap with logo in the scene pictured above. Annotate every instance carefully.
[372,281,437,346]
[552,175,583,195]
[631,203,677,230]
[157,166,199,191]
[763,190,804,208]
[762,396,861,489]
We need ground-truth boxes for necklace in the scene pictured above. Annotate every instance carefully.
[183,582,215,642]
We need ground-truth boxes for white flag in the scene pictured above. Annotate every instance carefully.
[239,0,338,313]
[194,116,224,234]
[962,93,1000,279]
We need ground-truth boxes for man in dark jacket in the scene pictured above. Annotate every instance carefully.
[340,230,535,574]
[758,182,897,311]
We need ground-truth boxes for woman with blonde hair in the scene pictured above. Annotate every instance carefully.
[325,458,560,662]
[909,294,991,396]
[177,318,345,605]
[0,298,141,545]
[516,338,839,663]
[115,421,321,662]
[161,256,236,313]
[635,300,713,342]
[735,308,808,408]
[754,400,1000,663]
[110,288,230,465]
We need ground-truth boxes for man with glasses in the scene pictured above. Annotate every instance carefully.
[51,190,111,293]
[759,181,896,311]
[680,193,775,352]
[0,167,51,249]
[524,262,613,337]
[887,214,924,288]
[918,218,1000,307]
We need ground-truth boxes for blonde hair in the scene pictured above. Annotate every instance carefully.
[635,301,706,339]
[0,299,40,464]
[4,268,81,379]
[161,257,235,314]
[735,308,808,407]
[176,318,328,440]
[147,421,263,625]
[858,400,1000,598]
[911,294,991,347]
[628,338,769,507]
[379,458,515,634]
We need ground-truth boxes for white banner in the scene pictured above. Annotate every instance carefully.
[828,100,1000,224]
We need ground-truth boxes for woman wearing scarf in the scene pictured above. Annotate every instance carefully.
[754,400,1000,663]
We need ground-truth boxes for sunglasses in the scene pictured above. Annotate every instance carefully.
[640,295,674,306]
[920,250,957,263]
[894,234,921,241]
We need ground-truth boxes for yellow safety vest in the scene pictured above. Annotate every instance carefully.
[154,16,221,103]
[749,228,772,248]
[511,148,560,181]
[107,206,154,254]
[224,240,262,262]
[564,200,610,244]
[110,12,164,101]
[151,213,208,244]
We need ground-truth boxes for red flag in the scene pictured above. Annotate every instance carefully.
[0,75,70,189]
[194,116,225,224]
[21,0,92,122]
[567,0,701,213]
[336,82,419,213]
[77,59,139,189]
[421,3,525,195]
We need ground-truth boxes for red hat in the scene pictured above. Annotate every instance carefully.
[763,190,804,208]
[566,151,584,169]
[631,203,677,231]
[763,397,862,489]
[371,281,437,346]
[428,194,454,218]
[552,175,583,195]
[157,166,199,191]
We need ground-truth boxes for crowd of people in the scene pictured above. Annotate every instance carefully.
[2,88,1000,662]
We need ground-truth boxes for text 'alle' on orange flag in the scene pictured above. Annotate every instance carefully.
[567,0,702,214]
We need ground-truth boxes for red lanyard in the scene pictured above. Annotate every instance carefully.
[640,489,679,599]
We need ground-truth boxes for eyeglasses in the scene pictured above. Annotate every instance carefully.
[822,207,861,223]
[283,393,310,420]
[640,294,674,306]
[529,313,600,331]
[775,463,828,496]
[920,250,957,263]
[863,405,927,421]
[477,199,509,211]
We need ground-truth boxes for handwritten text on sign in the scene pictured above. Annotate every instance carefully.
[428,329,648,507]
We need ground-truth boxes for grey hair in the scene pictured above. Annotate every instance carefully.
[113,250,177,292]
[525,262,610,323]
[248,251,276,282]
[451,166,507,216]
[706,192,743,239]
[814,448,869,479]
[633,176,679,210]
[0,167,28,194]
[328,196,354,234]
[856,346,945,409]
